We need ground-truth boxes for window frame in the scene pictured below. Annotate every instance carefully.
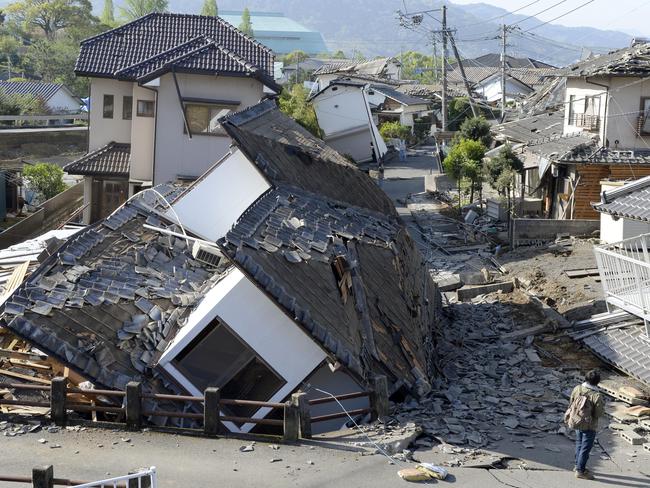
[122,96,133,120]
[102,94,114,119]
[136,99,155,118]
[183,103,236,136]
[171,317,286,405]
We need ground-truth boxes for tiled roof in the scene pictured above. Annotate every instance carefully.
[75,13,274,80]
[520,77,567,116]
[559,43,650,77]
[312,57,399,77]
[220,99,397,216]
[559,147,650,165]
[0,186,231,426]
[581,324,650,386]
[64,142,131,177]
[493,111,566,144]
[456,54,556,69]
[0,81,64,101]
[593,175,650,221]
[219,184,439,386]
[370,84,430,107]
[397,83,465,99]
[447,67,557,88]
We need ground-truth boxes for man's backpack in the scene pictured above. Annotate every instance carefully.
[564,394,594,430]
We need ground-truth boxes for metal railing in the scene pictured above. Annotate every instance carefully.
[569,113,600,131]
[71,467,156,488]
[594,233,650,334]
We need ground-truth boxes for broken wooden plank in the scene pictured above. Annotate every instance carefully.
[0,348,48,362]
[501,323,551,340]
[565,268,600,278]
[0,368,50,384]
[457,281,515,301]
[8,359,51,370]
[1,261,30,299]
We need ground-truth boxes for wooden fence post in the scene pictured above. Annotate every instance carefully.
[50,377,67,426]
[32,465,53,488]
[204,387,220,436]
[283,401,299,442]
[370,375,389,421]
[291,392,311,439]
[125,382,142,430]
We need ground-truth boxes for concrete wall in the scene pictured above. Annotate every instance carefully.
[478,77,533,103]
[324,126,374,162]
[129,84,156,182]
[153,73,264,184]
[600,213,650,244]
[88,78,133,150]
[564,78,607,143]
[511,218,600,247]
[159,267,328,434]
[170,148,271,242]
[606,76,650,149]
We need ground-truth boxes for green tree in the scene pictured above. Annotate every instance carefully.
[23,163,67,200]
[238,7,253,36]
[331,50,346,59]
[283,50,309,83]
[279,84,321,137]
[443,138,486,208]
[200,0,218,16]
[100,0,115,26]
[485,144,523,191]
[459,115,493,148]
[6,0,96,41]
[379,120,410,141]
[400,50,440,83]
[119,0,168,21]
[26,38,89,95]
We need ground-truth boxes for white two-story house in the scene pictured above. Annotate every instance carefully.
[65,13,280,223]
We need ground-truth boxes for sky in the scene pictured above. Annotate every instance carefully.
[451,0,650,35]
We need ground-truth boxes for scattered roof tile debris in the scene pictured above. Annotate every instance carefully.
[560,42,650,77]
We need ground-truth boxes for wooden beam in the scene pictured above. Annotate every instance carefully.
[0,368,51,384]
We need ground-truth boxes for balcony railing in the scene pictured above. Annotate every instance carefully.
[594,233,650,334]
[570,113,600,131]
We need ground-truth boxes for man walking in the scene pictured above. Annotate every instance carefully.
[567,369,605,480]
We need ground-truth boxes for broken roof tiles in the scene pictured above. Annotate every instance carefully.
[1,187,231,405]
[560,42,650,78]
[220,184,439,387]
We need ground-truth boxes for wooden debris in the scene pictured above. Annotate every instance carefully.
[0,368,51,384]
[626,405,650,417]
[565,268,600,279]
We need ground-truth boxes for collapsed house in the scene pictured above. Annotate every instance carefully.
[0,100,440,434]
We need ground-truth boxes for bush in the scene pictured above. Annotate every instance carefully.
[23,163,67,200]
[278,84,322,137]
[379,120,411,141]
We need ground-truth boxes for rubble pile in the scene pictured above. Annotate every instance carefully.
[392,297,579,450]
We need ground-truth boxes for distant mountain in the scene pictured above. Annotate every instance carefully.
[0,0,634,66]
[163,0,635,66]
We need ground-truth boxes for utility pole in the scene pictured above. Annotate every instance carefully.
[448,31,477,117]
[501,23,507,120]
[441,5,448,131]
[432,37,438,82]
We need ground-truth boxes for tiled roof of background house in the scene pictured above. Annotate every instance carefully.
[75,13,274,79]
[370,84,430,106]
[220,99,397,216]
[593,175,650,221]
[0,186,232,426]
[64,142,131,177]
[0,81,70,101]
[219,184,439,387]
[493,111,566,143]
[559,42,650,77]
[312,57,400,78]
[455,54,556,69]
[558,147,650,165]
[447,67,556,88]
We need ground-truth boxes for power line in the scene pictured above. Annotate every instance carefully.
[509,0,570,27]
[522,0,597,33]
[457,0,545,28]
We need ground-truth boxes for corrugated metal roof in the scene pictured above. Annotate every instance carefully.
[75,13,274,79]
[64,142,131,177]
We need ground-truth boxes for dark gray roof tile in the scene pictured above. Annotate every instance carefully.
[64,142,131,177]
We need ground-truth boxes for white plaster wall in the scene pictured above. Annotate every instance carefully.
[604,76,650,149]
[129,85,156,182]
[169,148,271,242]
[88,78,133,150]
[313,85,371,135]
[600,213,650,244]
[47,89,80,113]
[159,268,328,433]
[563,78,608,142]
[478,78,532,103]
[153,73,264,184]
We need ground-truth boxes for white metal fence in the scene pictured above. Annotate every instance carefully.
[594,233,650,334]
[71,467,157,488]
